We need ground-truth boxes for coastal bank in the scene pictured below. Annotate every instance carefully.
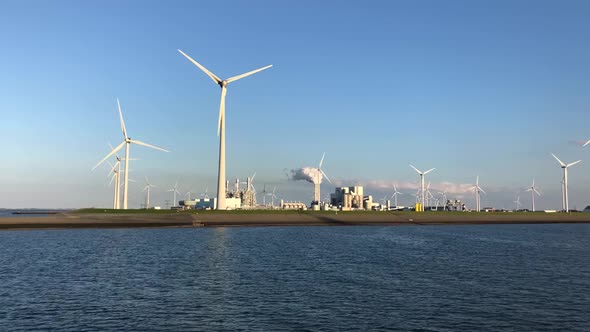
[1,209,590,230]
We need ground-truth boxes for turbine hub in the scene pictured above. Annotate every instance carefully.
[220,80,228,88]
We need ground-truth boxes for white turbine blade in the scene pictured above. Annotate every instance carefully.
[130,139,169,152]
[177,49,222,84]
[107,142,121,160]
[409,164,422,174]
[567,160,581,167]
[92,141,125,171]
[467,186,476,191]
[116,98,128,139]
[551,153,566,167]
[478,186,486,194]
[217,87,226,136]
[534,188,541,196]
[226,64,273,83]
[320,169,332,184]
[319,152,326,168]
[424,168,435,175]
[251,171,256,182]
[583,139,590,147]
[106,160,115,176]
[525,188,533,192]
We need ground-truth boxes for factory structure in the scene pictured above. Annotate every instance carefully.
[179,175,257,210]
[329,186,376,211]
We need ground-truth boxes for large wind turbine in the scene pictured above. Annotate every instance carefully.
[409,165,435,209]
[524,179,541,212]
[468,176,485,212]
[178,49,272,210]
[551,153,581,212]
[315,153,332,204]
[93,99,169,209]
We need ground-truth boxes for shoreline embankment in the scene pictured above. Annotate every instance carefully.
[1,211,590,230]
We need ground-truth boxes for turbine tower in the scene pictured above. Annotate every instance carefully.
[551,153,581,212]
[390,184,403,208]
[514,195,522,211]
[409,165,435,209]
[93,99,169,209]
[315,153,332,204]
[143,177,156,209]
[524,179,541,212]
[438,188,448,211]
[468,176,485,212]
[168,181,180,208]
[178,49,272,210]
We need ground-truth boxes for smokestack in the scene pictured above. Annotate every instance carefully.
[314,183,320,203]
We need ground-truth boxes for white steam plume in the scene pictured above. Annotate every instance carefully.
[289,167,323,184]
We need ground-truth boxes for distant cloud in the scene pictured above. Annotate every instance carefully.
[331,178,474,195]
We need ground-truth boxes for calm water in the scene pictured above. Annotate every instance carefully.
[0,224,589,331]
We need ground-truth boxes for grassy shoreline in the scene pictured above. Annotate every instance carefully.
[0,209,589,230]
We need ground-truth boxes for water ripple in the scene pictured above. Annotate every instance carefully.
[0,224,589,331]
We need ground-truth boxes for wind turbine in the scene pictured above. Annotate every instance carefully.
[438,188,448,211]
[106,160,120,209]
[551,153,581,212]
[269,186,278,208]
[168,181,181,208]
[98,142,130,209]
[425,181,435,208]
[92,99,169,209]
[178,49,272,210]
[143,177,156,209]
[261,184,269,206]
[185,190,194,201]
[468,176,486,212]
[200,185,210,199]
[409,165,435,209]
[315,152,332,204]
[380,195,388,209]
[514,195,522,211]
[524,179,541,212]
[390,184,403,208]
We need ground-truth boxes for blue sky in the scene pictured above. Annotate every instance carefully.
[1,0,589,209]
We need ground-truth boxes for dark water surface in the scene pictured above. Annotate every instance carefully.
[0,224,589,331]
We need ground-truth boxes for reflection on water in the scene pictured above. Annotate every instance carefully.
[0,224,589,331]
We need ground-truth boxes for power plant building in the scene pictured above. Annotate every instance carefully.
[331,186,365,210]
